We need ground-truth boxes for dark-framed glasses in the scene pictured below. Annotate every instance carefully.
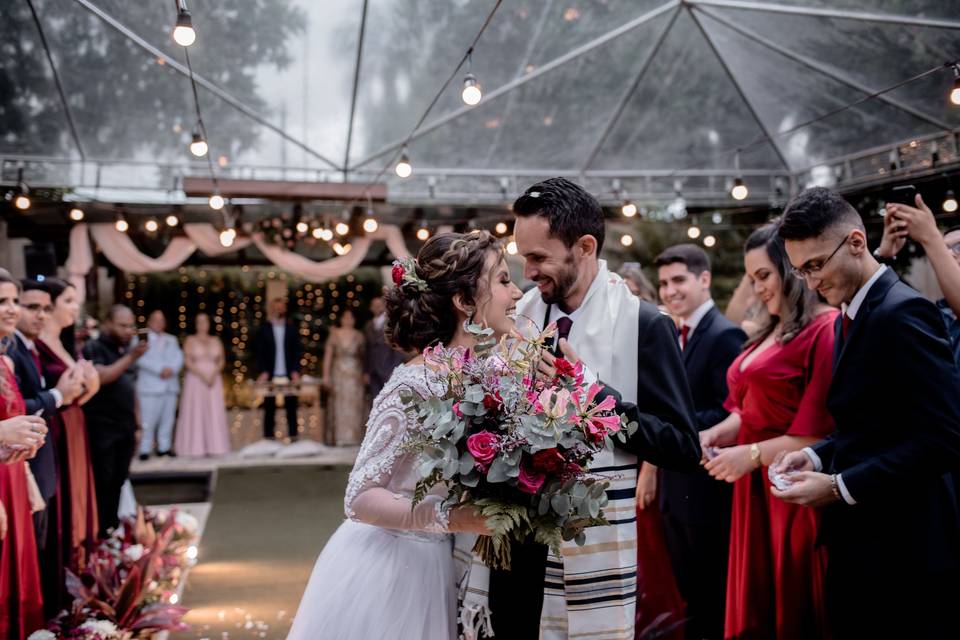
[791,235,849,280]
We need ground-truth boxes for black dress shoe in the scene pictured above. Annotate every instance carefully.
[138,453,150,462]
[158,450,177,458]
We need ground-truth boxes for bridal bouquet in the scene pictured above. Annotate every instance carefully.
[403,323,637,569]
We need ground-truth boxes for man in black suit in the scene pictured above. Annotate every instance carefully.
[654,245,746,640]
[253,295,304,440]
[362,295,406,399]
[774,187,960,638]
[13,280,83,613]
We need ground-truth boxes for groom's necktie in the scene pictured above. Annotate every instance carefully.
[841,313,852,339]
[554,316,573,357]
[680,325,691,350]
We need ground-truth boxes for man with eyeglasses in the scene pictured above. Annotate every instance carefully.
[875,193,960,364]
[770,187,960,638]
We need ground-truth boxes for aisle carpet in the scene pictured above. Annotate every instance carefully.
[172,465,350,640]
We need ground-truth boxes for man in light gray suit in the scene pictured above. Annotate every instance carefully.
[136,310,183,459]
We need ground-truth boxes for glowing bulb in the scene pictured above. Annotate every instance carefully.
[944,190,958,213]
[173,11,196,47]
[687,225,701,239]
[219,228,236,247]
[416,226,430,241]
[335,221,350,236]
[165,214,179,227]
[495,221,508,235]
[620,234,633,247]
[506,240,518,255]
[296,221,309,234]
[145,219,159,233]
[333,242,351,256]
[703,235,717,248]
[730,177,748,201]
[14,194,30,210]
[320,228,334,241]
[363,217,378,233]
[115,218,129,233]
[395,152,412,178]
[186,545,199,561]
[461,73,482,106]
[951,76,960,106]
[621,201,638,217]
[69,207,85,221]
[169,593,180,605]
[189,132,208,157]
[209,194,225,210]
[312,227,323,239]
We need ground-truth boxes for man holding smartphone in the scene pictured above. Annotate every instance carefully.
[135,310,183,460]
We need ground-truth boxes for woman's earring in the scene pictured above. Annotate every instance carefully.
[462,313,474,332]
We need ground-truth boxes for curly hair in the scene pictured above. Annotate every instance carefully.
[385,231,501,352]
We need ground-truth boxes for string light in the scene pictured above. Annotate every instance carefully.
[395,149,413,178]
[189,131,208,157]
[944,189,958,213]
[209,192,225,210]
[416,226,431,241]
[69,207,85,221]
[219,227,236,247]
[312,227,324,239]
[296,221,309,234]
[620,234,634,247]
[332,242,351,256]
[145,219,160,233]
[173,1,196,47]
[703,235,717,248]
[12,172,30,210]
[335,221,350,236]
[730,150,748,201]
[495,221,508,235]
[621,201,638,217]
[165,214,180,227]
[319,228,334,241]
[115,215,129,233]
[687,225,701,239]
[461,73,483,106]
[362,216,379,233]
[951,64,960,106]
[506,239,518,255]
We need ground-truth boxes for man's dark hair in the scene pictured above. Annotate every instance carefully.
[19,278,49,294]
[653,244,711,275]
[778,187,863,241]
[105,304,132,322]
[512,177,605,253]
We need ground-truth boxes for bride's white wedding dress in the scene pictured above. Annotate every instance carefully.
[287,364,459,640]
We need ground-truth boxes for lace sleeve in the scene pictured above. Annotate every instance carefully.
[343,367,449,533]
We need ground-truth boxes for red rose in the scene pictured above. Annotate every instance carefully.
[466,431,499,465]
[391,263,405,286]
[531,448,565,474]
[483,392,502,412]
[517,463,546,495]
[554,358,576,379]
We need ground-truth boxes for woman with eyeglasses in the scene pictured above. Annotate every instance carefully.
[699,223,837,639]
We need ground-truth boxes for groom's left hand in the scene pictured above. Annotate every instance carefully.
[537,338,582,381]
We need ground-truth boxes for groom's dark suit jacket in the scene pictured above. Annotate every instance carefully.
[9,334,59,502]
[488,300,701,638]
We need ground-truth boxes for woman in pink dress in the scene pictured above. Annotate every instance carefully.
[175,313,230,456]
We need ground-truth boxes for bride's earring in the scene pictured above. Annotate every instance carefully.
[462,311,475,332]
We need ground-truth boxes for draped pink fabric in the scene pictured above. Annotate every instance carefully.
[183,223,253,255]
[89,225,196,273]
[65,223,93,302]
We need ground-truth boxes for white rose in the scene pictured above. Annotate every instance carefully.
[122,544,145,563]
[175,511,199,535]
[78,620,121,638]
[27,630,57,640]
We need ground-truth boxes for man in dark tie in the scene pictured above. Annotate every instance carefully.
[252,296,303,440]
[655,245,746,640]
[774,187,960,638]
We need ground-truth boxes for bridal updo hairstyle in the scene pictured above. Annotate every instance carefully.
[385,230,500,352]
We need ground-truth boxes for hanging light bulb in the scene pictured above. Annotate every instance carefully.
[944,189,958,213]
[296,221,309,234]
[395,149,413,178]
[730,177,749,201]
[13,182,31,211]
[506,239,518,255]
[219,228,236,247]
[145,219,160,233]
[363,216,379,233]
[495,221,508,235]
[173,3,196,47]
[312,227,324,239]
[703,235,717,248]
[320,228,334,241]
[165,214,180,227]
[416,226,430,241]
[461,73,483,106]
[69,207,85,221]
[335,221,350,236]
[687,225,701,239]
[621,201,638,217]
[333,242,351,256]
[711,212,723,225]
[209,192,225,210]
[951,64,960,106]
[189,131,208,157]
[620,234,634,247]
[115,215,129,233]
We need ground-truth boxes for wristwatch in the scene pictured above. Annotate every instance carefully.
[749,443,762,468]
[872,247,896,265]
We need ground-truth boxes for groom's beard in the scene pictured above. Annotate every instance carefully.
[537,253,579,306]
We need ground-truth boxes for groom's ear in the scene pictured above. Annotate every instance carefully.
[576,234,598,258]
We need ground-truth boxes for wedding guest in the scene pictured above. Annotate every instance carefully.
[701,224,836,639]
[362,296,405,400]
[74,315,99,355]
[619,262,657,302]
[253,296,303,440]
[655,244,746,640]
[37,278,101,573]
[323,308,366,446]
[0,271,46,638]
[82,305,148,532]
[775,187,960,638]
[136,310,183,459]
[175,313,230,457]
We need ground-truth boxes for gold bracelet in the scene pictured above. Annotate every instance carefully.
[749,442,762,468]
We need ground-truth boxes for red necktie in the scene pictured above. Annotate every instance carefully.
[842,314,852,339]
[28,346,42,377]
[680,325,691,350]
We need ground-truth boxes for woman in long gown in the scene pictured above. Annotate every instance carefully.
[36,278,100,580]
[175,313,231,457]
[0,273,46,639]
[701,224,835,639]
[287,231,522,640]
[321,308,366,446]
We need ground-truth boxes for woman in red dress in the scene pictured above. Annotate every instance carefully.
[0,273,46,638]
[701,224,836,639]
[37,279,100,575]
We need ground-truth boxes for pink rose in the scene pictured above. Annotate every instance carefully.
[466,431,499,465]
[452,402,464,419]
[518,462,546,494]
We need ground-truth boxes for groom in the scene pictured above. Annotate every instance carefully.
[492,177,701,639]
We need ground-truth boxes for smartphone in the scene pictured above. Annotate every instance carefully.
[136,328,150,343]
[888,184,917,206]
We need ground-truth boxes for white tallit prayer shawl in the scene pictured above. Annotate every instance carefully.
[517,260,641,640]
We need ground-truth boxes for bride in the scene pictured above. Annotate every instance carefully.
[287,231,523,640]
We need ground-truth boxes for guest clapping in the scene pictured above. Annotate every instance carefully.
[175,313,231,457]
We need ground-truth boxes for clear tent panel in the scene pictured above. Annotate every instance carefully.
[733,0,960,19]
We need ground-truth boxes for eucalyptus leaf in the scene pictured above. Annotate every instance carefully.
[550,493,571,515]
[575,530,587,546]
[487,457,510,483]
